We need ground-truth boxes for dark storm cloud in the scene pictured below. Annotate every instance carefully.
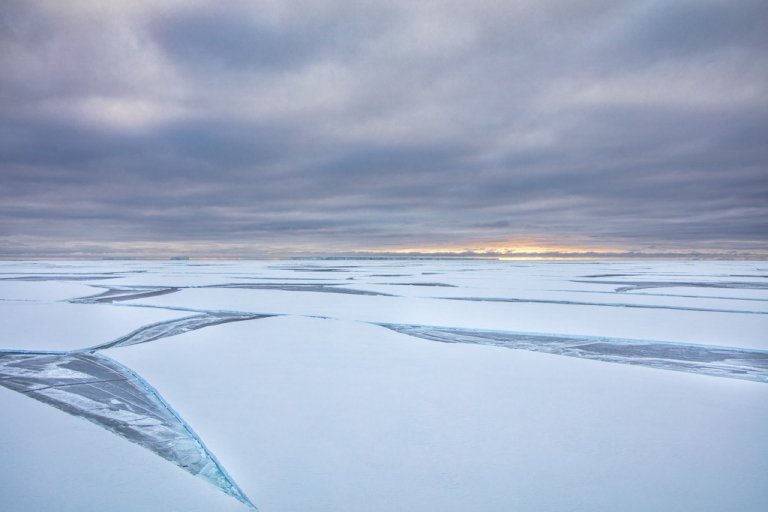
[1,0,767,257]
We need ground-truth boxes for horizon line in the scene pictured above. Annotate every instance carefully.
[2,250,767,262]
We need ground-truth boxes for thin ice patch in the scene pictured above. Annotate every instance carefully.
[0,275,121,281]
[379,324,768,383]
[85,312,272,351]
[442,296,767,315]
[70,286,181,304]
[571,279,768,292]
[207,283,393,296]
[0,351,256,509]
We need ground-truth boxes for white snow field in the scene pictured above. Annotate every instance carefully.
[1,259,767,511]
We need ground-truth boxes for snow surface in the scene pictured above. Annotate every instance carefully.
[0,387,246,512]
[134,286,768,349]
[0,302,191,352]
[1,259,767,511]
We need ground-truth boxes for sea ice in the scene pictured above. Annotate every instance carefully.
[0,350,255,509]
[85,311,272,350]
[1,259,767,511]
[380,323,768,382]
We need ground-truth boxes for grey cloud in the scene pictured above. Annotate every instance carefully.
[1,0,767,257]
[149,3,390,74]
[607,0,768,65]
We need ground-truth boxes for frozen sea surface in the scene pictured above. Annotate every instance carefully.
[1,259,767,511]
[0,351,253,508]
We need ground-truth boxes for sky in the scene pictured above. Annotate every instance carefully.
[1,0,767,258]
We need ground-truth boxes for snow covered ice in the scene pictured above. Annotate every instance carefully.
[1,259,767,511]
[0,351,254,508]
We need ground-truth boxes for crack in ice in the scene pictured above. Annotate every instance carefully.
[441,296,767,315]
[0,306,269,509]
[1,275,121,281]
[204,283,394,296]
[82,312,272,351]
[377,282,457,287]
[70,286,181,304]
[571,279,768,292]
[379,323,768,383]
[550,289,768,303]
[0,351,256,509]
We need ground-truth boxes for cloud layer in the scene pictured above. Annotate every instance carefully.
[2,0,767,257]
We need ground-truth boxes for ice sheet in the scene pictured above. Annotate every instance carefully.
[2,259,767,511]
[0,302,191,351]
[0,281,98,302]
[130,287,768,349]
[108,316,768,512]
[0,350,254,508]
[0,386,247,512]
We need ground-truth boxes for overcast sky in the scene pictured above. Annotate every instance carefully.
[1,0,767,257]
